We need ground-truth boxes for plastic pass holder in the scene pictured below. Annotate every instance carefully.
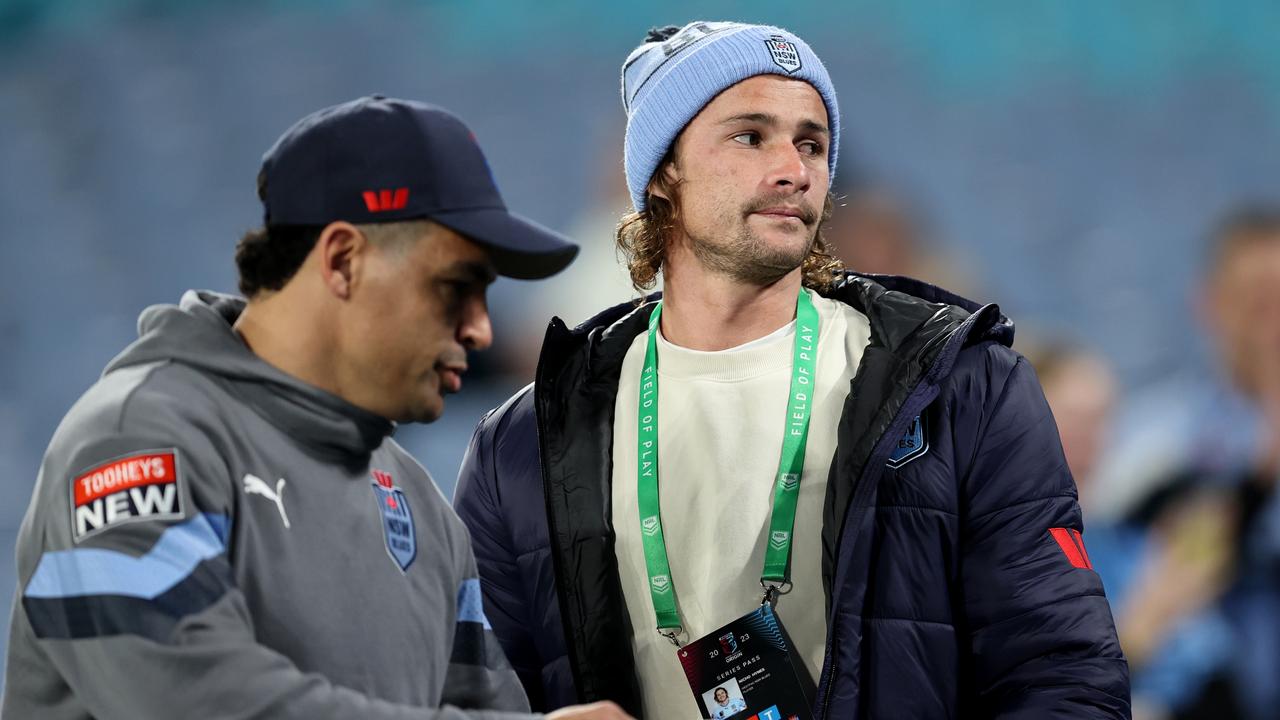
[676,604,816,720]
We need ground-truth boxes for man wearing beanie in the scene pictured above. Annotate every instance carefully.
[455,22,1130,719]
[3,96,631,720]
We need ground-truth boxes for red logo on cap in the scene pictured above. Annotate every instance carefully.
[363,188,409,212]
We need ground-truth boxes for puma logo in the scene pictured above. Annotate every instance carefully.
[243,474,290,529]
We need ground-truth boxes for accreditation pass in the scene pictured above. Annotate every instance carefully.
[676,604,816,719]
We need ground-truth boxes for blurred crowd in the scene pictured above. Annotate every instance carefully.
[841,192,1279,720]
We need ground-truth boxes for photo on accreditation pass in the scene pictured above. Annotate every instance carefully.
[702,677,751,719]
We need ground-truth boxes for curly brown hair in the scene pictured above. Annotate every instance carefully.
[615,150,844,294]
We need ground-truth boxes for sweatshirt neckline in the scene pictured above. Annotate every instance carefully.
[655,320,795,382]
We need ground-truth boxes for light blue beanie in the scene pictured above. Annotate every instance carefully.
[621,21,840,211]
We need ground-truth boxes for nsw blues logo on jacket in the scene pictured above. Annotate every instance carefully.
[370,469,416,571]
[886,415,928,469]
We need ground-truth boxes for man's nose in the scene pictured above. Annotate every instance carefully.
[764,144,812,194]
[459,295,493,351]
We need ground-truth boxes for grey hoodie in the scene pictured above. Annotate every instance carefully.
[3,291,538,719]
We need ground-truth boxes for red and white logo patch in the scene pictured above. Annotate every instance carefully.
[69,449,184,542]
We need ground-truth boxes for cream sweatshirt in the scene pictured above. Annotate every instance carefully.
[611,288,870,719]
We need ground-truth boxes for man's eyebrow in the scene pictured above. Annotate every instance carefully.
[719,112,829,136]
[720,112,778,126]
[799,119,830,136]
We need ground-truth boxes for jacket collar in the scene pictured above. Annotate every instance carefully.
[539,272,1013,385]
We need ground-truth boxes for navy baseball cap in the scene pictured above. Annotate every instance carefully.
[258,95,578,280]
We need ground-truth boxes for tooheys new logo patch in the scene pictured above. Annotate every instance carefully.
[370,470,416,571]
[70,449,183,542]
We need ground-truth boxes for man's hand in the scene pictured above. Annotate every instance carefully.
[1118,491,1234,668]
[546,700,635,719]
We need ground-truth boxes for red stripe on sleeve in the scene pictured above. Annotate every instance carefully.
[1049,527,1089,569]
[1070,529,1093,569]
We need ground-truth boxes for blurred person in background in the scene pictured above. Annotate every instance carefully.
[824,182,975,296]
[1034,345,1115,497]
[2,96,631,720]
[455,21,1128,719]
[1088,213,1275,523]
[506,125,638,379]
[1117,205,1280,720]
[1073,206,1280,720]
[1030,343,1237,720]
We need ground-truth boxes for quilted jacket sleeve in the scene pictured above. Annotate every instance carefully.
[454,400,548,710]
[955,344,1131,718]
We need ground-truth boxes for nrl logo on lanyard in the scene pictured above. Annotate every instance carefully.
[370,469,417,572]
[642,515,661,536]
[650,574,672,595]
[769,531,790,551]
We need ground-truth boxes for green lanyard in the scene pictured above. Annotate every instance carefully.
[636,290,820,638]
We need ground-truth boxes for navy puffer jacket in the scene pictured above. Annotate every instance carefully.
[455,274,1131,718]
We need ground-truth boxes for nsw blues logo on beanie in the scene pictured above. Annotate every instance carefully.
[620,21,840,211]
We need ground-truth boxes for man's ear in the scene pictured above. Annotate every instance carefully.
[648,155,682,204]
[316,221,367,300]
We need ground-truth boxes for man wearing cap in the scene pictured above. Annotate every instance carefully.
[455,23,1130,718]
[3,96,630,720]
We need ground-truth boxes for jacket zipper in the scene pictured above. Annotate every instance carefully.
[815,310,987,720]
[533,322,593,703]
[815,382,935,720]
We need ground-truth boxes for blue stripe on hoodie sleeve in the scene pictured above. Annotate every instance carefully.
[25,513,229,600]
[22,513,235,642]
[456,577,492,629]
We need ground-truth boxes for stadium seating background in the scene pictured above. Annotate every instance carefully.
[2,0,1278,685]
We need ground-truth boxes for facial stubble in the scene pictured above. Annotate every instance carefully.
[685,198,819,285]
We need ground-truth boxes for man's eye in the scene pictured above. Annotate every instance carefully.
[731,132,760,146]
[438,281,469,302]
[799,141,824,157]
